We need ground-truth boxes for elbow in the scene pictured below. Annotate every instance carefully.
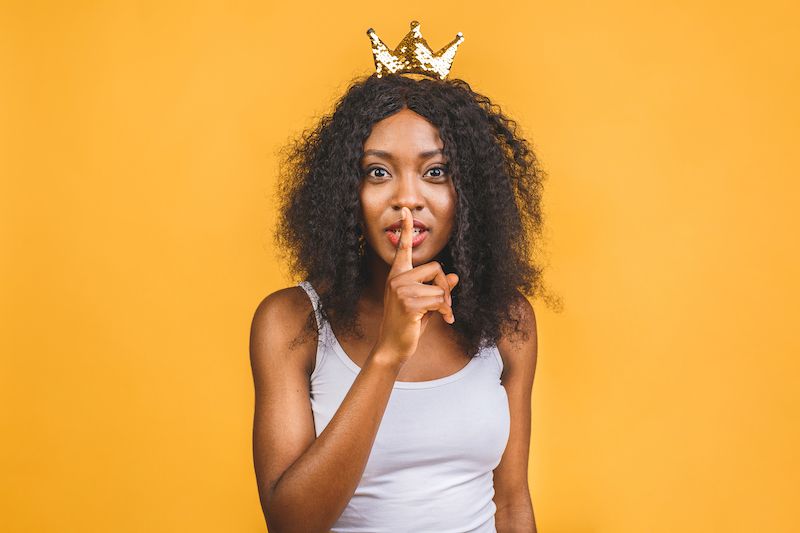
[261,504,293,533]
[263,512,332,533]
[261,485,334,533]
[258,482,287,533]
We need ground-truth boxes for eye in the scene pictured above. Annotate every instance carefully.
[425,166,449,180]
[364,167,389,179]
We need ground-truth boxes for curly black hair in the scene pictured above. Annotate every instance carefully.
[274,73,561,358]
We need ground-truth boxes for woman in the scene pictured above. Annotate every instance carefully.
[249,27,555,531]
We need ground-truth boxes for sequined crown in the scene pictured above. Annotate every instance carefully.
[366,20,465,80]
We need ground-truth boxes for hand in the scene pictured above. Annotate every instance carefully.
[374,206,460,366]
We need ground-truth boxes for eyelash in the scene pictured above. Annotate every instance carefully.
[364,166,449,180]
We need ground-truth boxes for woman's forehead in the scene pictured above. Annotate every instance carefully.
[363,110,444,154]
[362,148,443,161]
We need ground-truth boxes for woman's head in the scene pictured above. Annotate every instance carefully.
[275,73,558,355]
[359,107,456,268]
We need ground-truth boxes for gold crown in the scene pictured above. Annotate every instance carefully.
[366,21,465,80]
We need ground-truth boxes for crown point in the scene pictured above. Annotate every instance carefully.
[457,32,463,37]
[410,20,420,28]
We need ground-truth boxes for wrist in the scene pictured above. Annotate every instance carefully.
[367,345,404,374]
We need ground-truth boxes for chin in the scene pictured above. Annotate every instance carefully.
[372,240,444,267]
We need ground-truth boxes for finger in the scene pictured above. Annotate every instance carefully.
[403,262,458,323]
[446,272,460,324]
[446,273,459,324]
[447,273,459,289]
[407,260,452,284]
[402,284,447,298]
[406,272,455,324]
[408,295,449,318]
[389,206,414,276]
[404,284,454,322]
[431,264,452,307]
[429,264,454,323]
[406,266,451,302]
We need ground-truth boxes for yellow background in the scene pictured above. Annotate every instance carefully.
[2,1,798,531]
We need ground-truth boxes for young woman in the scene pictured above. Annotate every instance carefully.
[249,58,555,532]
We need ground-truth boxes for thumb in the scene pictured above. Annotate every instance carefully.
[446,273,459,290]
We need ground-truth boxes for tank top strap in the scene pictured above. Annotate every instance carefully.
[297,281,333,380]
[297,280,324,330]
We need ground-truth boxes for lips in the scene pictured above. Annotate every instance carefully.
[385,227,428,248]
[384,219,428,231]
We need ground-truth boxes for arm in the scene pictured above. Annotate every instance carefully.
[249,288,402,533]
[493,293,539,533]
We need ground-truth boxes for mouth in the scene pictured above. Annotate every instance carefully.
[385,227,428,248]
[383,218,430,248]
[384,219,428,232]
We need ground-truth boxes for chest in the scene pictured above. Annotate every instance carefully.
[309,345,511,479]
[365,375,511,477]
[334,314,474,382]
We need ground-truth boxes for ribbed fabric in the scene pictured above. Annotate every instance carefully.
[298,281,511,533]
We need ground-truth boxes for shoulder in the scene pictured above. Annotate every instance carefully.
[249,285,318,378]
[252,285,313,323]
[250,286,315,335]
[496,290,538,381]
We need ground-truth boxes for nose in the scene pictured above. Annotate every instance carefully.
[391,172,424,213]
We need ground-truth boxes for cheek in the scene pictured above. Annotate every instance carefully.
[437,191,458,232]
[358,193,381,231]
[440,210,456,238]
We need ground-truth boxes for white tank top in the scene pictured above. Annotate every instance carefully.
[297,281,511,532]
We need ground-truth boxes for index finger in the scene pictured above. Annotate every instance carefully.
[388,206,414,276]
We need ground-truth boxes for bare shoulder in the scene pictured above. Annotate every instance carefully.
[496,290,538,380]
[249,285,318,379]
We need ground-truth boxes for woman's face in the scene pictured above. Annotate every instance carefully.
[359,108,457,267]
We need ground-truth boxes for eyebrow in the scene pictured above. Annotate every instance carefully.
[362,149,444,160]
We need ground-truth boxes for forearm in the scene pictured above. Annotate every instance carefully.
[496,501,537,533]
[265,347,401,532]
